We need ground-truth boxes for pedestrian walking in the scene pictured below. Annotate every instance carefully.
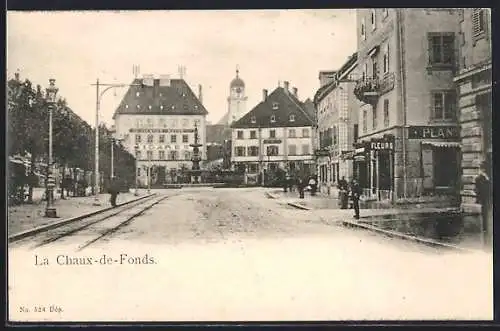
[284,173,290,192]
[309,176,317,196]
[338,176,349,209]
[475,162,492,245]
[297,177,305,199]
[350,179,362,219]
[108,177,120,207]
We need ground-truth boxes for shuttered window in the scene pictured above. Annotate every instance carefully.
[472,9,486,36]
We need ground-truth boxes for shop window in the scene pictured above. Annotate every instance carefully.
[433,148,459,187]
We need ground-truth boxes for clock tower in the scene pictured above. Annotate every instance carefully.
[227,68,248,125]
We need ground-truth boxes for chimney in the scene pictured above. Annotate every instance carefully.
[284,81,290,92]
[198,84,203,104]
[262,89,268,101]
[142,74,154,87]
[292,87,298,97]
[159,74,171,87]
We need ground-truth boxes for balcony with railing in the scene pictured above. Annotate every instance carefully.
[354,72,396,105]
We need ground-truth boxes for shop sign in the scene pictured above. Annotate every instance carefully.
[408,126,459,140]
[129,128,195,133]
[370,141,394,151]
[263,139,282,144]
[314,149,330,157]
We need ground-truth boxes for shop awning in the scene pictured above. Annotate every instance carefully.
[422,142,461,148]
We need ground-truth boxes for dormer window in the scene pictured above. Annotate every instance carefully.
[136,92,140,97]
[270,115,276,123]
[160,105,164,110]
[159,93,163,97]
[251,116,256,123]
[194,105,198,110]
[289,114,295,122]
[272,102,279,110]
[125,104,129,109]
[148,105,152,110]
[171,105,175,110]
[182,93,186,97]
[136,105,140,109]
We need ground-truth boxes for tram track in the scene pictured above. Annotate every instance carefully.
[10,194,171,251]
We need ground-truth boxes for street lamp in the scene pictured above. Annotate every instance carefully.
[92,79,142,206]
[45,79,58,218]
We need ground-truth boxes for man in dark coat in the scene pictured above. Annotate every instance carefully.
[108,177,120,207]
[338,176,349,209]
[475,162,492,244]
[297,177,305,199]
[350,179,362,219]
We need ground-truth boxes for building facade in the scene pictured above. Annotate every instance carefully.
[454,9,492,234]
[231,82,315,184]
[354,8,461,201]
[113,74,208,186]
[314,54,360,193]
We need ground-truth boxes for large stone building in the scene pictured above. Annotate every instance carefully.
[454,9,492,238]
[314,53,360,193]
[217,69,249,126]
[112,74,208,186]
[231,82,315,184]
[354,8,461,202]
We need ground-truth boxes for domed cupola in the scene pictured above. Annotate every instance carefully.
[230,69,245,90]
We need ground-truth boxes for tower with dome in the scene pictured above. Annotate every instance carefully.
[219,68,248,126]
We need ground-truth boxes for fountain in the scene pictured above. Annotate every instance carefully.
[189,124,203,184]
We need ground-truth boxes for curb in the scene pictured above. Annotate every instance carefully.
[9,193,157,243]
[341,219,480,253]
[287,202,312,210]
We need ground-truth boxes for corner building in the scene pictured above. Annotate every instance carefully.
[112,74,208,187]
[354,8,461,202]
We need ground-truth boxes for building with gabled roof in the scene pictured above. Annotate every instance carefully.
[113,74,208,186]
[230,81,315,184]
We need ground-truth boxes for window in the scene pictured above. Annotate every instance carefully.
[383,100,389,127]
[147,134,154,143]
[159,135,165,143]
[171,119,178,128]
[302,128,310,138]
[135,134,142,144]
[361,18,366,40]
[194,119,201,127]
[289,114,295,122]
[170,135,177,143]
[160,105,164,110]
[272,102,279,110]
[434,148,459,187]
[371,9,376,31]
[184,151,191,160]
[182,119,189,127]
[333,126,337,145]
[182,134,188,143]
[146,151,153,160]
[266,145,279,156]
[288,145,297,155]
[248,146,259,156]
[269,129,276,138]
[250,130,257,139]
[136,105,141,109]
[159,150,165,160]
[248,164,259,173]
[235,146,246,156]
[270,115,276,123]
[383,43,390,74]
[136,151,142,159]
[288,129,296,138]
[372,57,378,79]
[237,130,244,139]
[251,116,256,123]
[372,107,377,130]
[169,151,178,160]
[147,119,153,128]
[432,91,456,120]
[363,62,368,79]
[301,144,310,155]
[125,104,129,109]
[353,124,359,142]
[458,9,464,22]
[137,168,141,176]
[136,92,140,97]
[428,33,455,66]
[159,119,166,127]
[382,8,388,18]
[363,109,367,133]
[472,9,486,37]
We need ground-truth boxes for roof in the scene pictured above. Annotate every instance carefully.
[112,78,208,119]
[230,70,245,88]
[231,87,314,129]
[206,124,232,143]
[216,112,230,125]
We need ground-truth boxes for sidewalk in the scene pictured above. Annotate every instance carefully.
[8,191,146,236]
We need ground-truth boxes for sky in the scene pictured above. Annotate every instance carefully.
[7,10,357,126]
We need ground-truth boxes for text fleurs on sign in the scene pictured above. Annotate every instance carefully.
[34,254,156,266]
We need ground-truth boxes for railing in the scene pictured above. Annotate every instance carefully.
[354,73,395,104]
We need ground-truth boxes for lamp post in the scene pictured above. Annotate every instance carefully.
[91,79,143,206]
[45,79,58,218]
[134,144,139,196]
